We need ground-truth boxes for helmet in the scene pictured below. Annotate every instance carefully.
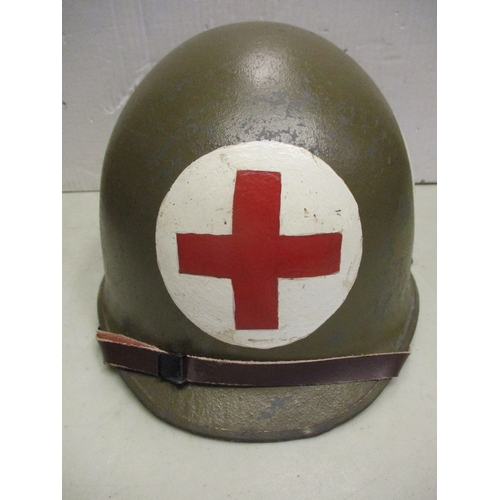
[97,21,418,441]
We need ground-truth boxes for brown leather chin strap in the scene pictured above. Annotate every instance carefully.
[96,329,410,387]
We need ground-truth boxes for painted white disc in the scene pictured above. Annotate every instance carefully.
[156,141,362,349]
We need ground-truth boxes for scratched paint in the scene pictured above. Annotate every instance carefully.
[156,141,362,348]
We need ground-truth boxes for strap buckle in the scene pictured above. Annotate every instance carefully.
[158,352,186,385]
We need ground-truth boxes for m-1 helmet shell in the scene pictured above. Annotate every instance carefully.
[98,21,418,441]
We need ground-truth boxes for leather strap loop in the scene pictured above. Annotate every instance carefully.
[96,329,410,387]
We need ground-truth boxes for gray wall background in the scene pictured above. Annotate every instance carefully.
[62,0,436,192]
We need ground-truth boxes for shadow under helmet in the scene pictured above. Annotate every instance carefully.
[97,21,418,442]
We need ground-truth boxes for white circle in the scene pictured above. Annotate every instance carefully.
[156,141,362,349]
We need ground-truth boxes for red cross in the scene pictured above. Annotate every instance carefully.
[176,170,342,330]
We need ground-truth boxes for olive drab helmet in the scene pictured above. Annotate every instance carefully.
[97,22,419,442]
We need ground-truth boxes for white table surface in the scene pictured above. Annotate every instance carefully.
[63,185,436,499]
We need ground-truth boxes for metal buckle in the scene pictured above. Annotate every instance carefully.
[158,352,187,385]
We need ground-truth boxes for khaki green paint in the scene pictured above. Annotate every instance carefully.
[98,22,418,441]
